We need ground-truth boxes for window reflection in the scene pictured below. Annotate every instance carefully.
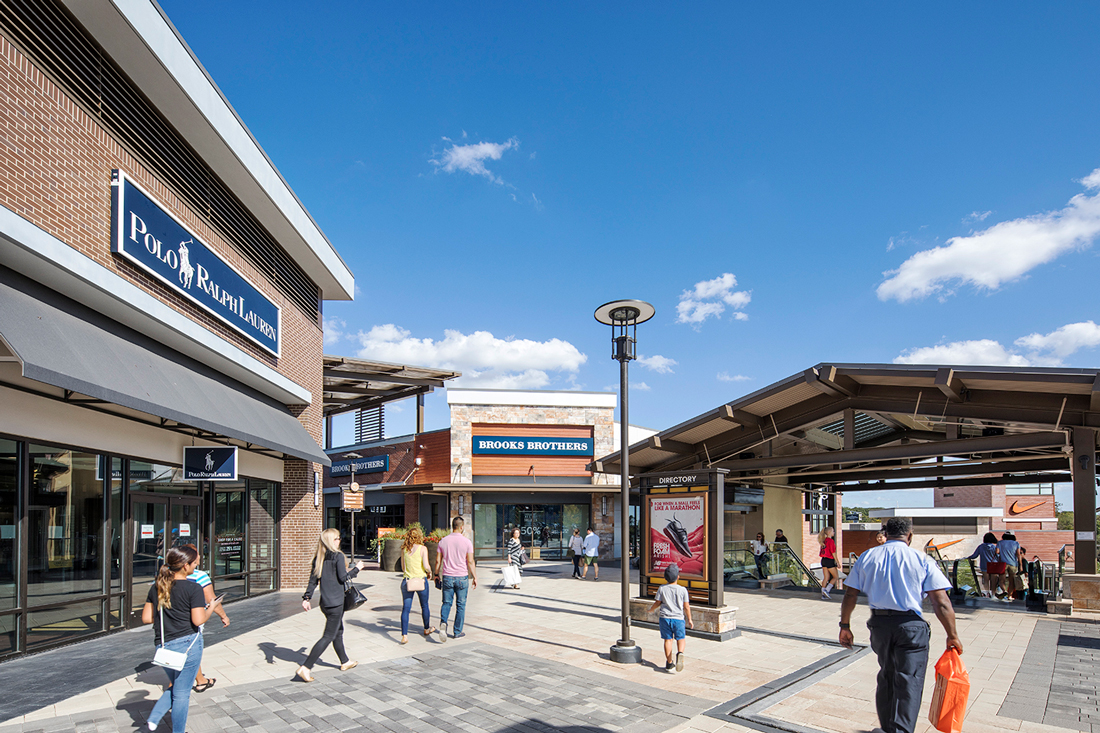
[27,445,102,606]
[0,439,17,610]
[214,487,245,577]
[249,481,276,573]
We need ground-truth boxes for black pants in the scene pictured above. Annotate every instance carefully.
[304,606,348,669]
[868,614,930,733]
[572,554,582,577]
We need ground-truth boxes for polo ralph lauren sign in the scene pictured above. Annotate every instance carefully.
[111,171,281,356]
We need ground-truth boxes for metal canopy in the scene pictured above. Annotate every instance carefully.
[591,363,1100,492]
[0,267,330,465]
[322,355,461,417]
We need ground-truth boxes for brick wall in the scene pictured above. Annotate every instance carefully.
[0,36,326,589]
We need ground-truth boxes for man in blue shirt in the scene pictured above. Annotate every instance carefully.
[998,532,1022,602]
[839,517,963,733]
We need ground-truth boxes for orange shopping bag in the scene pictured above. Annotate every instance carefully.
[928,648,969,733]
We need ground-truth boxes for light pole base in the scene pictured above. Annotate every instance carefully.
[609,641,642,664]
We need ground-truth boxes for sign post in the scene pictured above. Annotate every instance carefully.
[342,482,362,562]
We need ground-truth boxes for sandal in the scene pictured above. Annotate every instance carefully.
[401,636,408,645]
[192,678,216,693]
[296,665,314,683]
[423,626,437,636]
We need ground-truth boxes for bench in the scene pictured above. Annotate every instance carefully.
[759,574,791,590]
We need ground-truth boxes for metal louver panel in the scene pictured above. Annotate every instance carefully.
[0,0,321,324]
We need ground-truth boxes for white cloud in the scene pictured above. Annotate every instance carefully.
[430,137,518,185]
[355,324,586,389]
[717,372,751,382]
[894,320,1100,367]
[637,355,677,374]
[323,317,346,347]
[633,382,652,392]
[964,210,992,223]
[676,273,751,326]
[878,168,1100,302]
[894,339,1031,367]
[1014,321,1100,361]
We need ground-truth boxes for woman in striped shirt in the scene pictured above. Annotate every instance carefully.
[506,528,524,589]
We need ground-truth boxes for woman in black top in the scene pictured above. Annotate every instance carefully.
[141,545,223,733]
[298,528,367,682]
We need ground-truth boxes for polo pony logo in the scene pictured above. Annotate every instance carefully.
[204,451,215,471]
[178,239,195,289]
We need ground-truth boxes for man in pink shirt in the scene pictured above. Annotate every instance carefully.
[433,515,477,641]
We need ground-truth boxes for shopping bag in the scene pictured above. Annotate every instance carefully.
[501,564,521,586]
[928,648,969,733]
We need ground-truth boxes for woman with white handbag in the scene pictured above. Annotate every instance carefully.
[399,524,436,644]
[141,545,224,733]
[505,527,525,589]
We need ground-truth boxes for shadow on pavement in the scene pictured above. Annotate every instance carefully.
[257,641,309,666]
[507,601,619,623]
[114,688,154,728]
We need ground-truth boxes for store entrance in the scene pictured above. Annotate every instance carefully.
[127,494,201,624]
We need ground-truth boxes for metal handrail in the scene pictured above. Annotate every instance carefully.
[723,541,823,589]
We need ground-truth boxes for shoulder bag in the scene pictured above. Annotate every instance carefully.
[152,603,199,671]
[341,556,368,611]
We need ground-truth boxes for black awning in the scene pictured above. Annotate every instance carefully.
[0,266,329,466]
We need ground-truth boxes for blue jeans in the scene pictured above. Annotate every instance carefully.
[401,580,431,635]
[148,632,203,733]
[439,576,469,634]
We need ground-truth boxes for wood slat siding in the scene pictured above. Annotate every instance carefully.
[471,424,594,477]
[415,429,451,484]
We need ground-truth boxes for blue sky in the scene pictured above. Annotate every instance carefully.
[168,4,1100,507]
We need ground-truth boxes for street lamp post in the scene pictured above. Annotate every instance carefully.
[594,299,655,665]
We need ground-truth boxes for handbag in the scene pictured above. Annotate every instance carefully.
[405,577,426,592]
[502,564,521,586]
[152,603,199,671]
[344,578,368,611]
[519,549,529,566]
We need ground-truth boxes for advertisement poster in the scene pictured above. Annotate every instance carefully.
[647,494,706,578]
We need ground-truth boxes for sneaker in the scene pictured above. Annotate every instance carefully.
[454,631,466,639]
[665,662,676,674]
[821,589,831,600]
[675,652,684,672]
[438,622,447,643]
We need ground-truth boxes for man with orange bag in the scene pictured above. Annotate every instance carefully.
[839,516,963,733]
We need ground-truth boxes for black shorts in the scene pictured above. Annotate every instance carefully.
[821,557,837,569]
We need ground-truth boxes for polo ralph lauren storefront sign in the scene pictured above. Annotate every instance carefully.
[472,436,594,456]
[111,171,281,356]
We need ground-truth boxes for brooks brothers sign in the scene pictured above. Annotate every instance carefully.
[472,436,594,457]
[111,170,281,356]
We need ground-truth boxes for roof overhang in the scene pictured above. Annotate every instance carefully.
[60,0,354,301]
[0,266,328,465]
[593,363,1100,492]
[870,507,1004,518]
[323,356,461,417]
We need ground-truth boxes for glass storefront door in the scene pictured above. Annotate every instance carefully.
[129,496,167,620]
[474,503,588,560]
[128,495,201,622]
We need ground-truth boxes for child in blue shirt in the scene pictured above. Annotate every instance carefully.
[648,563,693,673]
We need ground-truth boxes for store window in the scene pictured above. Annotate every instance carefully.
[0,439,17,614]
[249,480,277,593]
[26,444,103,649]
[473,503,588,560]
[213,485,246,601]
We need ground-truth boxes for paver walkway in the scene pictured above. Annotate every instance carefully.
[0,560,1094,733]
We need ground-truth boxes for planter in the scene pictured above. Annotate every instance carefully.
[426,542,439,572]
[381,537,404,573]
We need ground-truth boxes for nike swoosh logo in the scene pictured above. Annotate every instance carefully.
[929,539,963,551]
[1010,500,1046,515]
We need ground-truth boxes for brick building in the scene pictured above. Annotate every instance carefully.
[0,0,350,658]
[323,389,657,561]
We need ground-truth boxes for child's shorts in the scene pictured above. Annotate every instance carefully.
[659,617,686,640]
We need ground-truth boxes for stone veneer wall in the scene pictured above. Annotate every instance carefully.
[449,403,615,485]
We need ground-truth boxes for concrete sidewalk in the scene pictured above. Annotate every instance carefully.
[0,560,1089,733]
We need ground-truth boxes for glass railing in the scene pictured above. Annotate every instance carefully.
[723,541,822,590]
